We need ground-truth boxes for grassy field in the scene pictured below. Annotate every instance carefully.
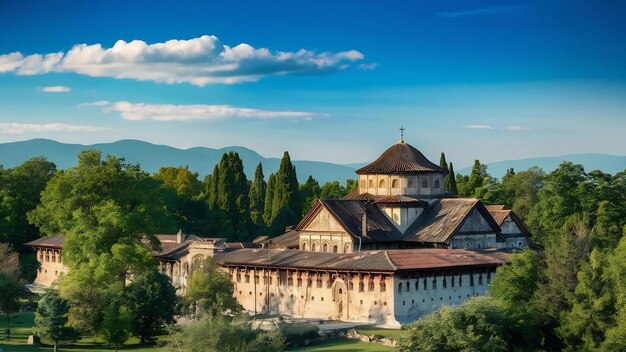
[0,311,168,352]
[291,338,397,351]
[354,326,405,340]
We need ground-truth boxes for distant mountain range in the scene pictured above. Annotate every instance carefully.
[458,154,626,178]
[0,139,623,183]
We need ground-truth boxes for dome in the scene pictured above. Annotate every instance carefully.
[356,141,447,175]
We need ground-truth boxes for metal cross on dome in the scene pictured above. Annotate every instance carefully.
[399,126,405,142]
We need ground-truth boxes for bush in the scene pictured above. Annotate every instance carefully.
[280,323,320,348]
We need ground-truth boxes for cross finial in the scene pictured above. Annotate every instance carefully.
[399,126,405,142]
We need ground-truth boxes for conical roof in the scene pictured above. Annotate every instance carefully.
[356,141,447,175]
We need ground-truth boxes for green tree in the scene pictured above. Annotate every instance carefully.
[267,152,300,236]
[100,300,132,351]
[184,257,239,315]
[439,153,450,192]
[170,313,284,352]
[0,272,21,340]
[28,150,176,332]
[448,162,458,195]
[502,167,544,222]
[299,176,321,216]
[490,249,542,309]
[601,232,626,351]
[124,270,177,343]
[320,181,349,199]
[398,297,541,352]
[249,163,267,230]
[155,166,208,234]
[34,289,78,352]
[558,249,615,351]
[263,173,276,227]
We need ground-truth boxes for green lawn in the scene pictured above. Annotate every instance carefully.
[290,338,397,351]
[0,311,168,352]
[354,326,405,340]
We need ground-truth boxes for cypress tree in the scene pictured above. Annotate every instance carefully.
[448,162,458,195]
[269,152,300,235]
[263,173,276,227]
[439,153,450,192]
[206,165,220,209]
[249,163,266,230]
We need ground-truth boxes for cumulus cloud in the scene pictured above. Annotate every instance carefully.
[78,100,110,107]
[506,125,531,131]
[0,35,366,86]
[87,101,319,121]
[0,123,111,134]
[39,86,70,93]
[465,124,494,129]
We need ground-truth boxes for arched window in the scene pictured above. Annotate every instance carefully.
[434,179,440,188]
[476,242,482,249]
[312,243,317,252]
[393,213,399,222]
[368,179,374,188]
[379,179,386,188]
[322,243,328,252]
[408,178,415,188]
[392,179,400,188]
[398,282,403,293]
[421,179,428,188]
[344,243,351,253]
[332,243,338,253]
[302,242,308,251]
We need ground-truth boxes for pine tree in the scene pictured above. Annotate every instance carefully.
[439,153,450,192]
[448,162,458,195]
[249,163,266,230]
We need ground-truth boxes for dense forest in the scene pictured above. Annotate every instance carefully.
[1,149,625,350]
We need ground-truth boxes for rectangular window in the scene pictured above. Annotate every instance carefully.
[297,278,302,287]
[236,273,241,283]
[478,275,483,286]
[368,282,375,292]
[380,282,386,292]
[405,281,410,292]
[423,278,428,290]
[432,278,437,290]
[451,276,455,287]
[317,279,323,288]
[359,282,365,292]
[443,278,447,288]
[245,274,250,283]
[307,279,312,288]
[255,275,260,284]
[470,274,474,286]
[288,277,294,286]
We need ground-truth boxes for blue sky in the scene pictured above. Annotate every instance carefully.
[1,0,625,169]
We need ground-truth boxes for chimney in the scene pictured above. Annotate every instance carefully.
[361,212,367,237]
[176,229,185,244]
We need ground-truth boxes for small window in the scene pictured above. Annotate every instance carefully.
[344,243,351,253]
[302,242,308,251]
[459,276,463,287]
[245,274,250,283]
[478,275,483,286]
[432,278,437,289]
[368,179,374,188]
[451,276,455,287]
[415,280,419,291]
[421,179,428,188]
[312,243,317,252]
[333,244,338,253]
[443,277,447,288]
[360,180,366,188]
[316,279,323,288]
[408,179,414,188]
[405,281,410,292]
[359,282,365,292]
[392,179,400,188]
[322,243,328,252]
[434,179,440,188]
[379,179,386,188]
[398,282,403,293]
[393,213,399,222]
[307,279,312,287]
[368,281,375,292]
[470,274,474,286]
[380,281,386,292]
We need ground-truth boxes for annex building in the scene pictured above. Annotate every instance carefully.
[27,138,530,327]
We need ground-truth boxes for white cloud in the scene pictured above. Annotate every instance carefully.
[40,86,70,93]
[506,125,531,131]
[465,124,494,129]
[0,123,111,134]
[0,35,367,86]
[78,100,110,107]
[438,5,525,18]
[88,101,319,121]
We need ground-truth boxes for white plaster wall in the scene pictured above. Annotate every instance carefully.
[230,269,398,326]
[34,249,66,287]
[393,271,494,324]
[380,205,424,234]
[360,174,446,197]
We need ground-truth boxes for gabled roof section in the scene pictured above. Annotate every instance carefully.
[487,207,532,238]
[296,199,403,243]
[403,198,502,244]
[356,141,447,175]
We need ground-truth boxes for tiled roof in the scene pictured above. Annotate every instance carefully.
[485,204,506,211]
[266,230,300,249]
[403,199,501,244]
[488,209,511,226]
[214,248,510,273]
[356,142,447,175]
[374,195,428,206]
[24,235,65,249]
